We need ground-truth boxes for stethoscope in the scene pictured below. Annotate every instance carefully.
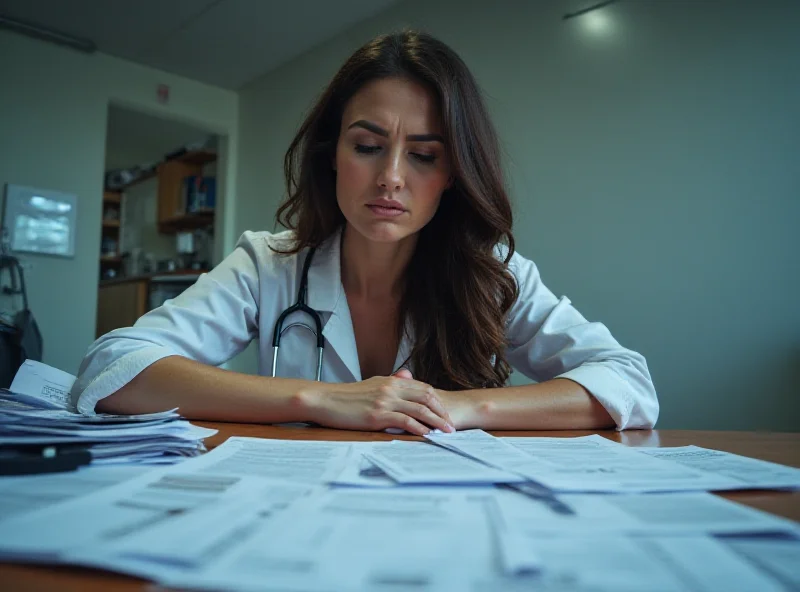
[270,247,324,380]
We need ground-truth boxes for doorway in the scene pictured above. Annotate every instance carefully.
[96,104,226,337]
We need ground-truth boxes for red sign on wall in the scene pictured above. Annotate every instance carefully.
[157,84,170,104]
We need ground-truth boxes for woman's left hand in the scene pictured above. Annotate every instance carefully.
[393,369,478,431]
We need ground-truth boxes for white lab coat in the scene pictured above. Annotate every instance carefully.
[71,229,658,429]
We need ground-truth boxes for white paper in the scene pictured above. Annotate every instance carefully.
[0,465,150,522]
[0,466,289,561]
[173,436,352,484]
[499,434,745,492]
[331,444,396,487]
[426,428,538,469]
[364,440,524,485]
[8,360,75,410]
[65,479,315,578]
[0,406,180,425]
[0,421,217,445]
[725,535,800,590]
[159,487,499,592]
[492,532,785,592]
[645,536,786,592]
[636,446,800,490]
[491,488,799,537]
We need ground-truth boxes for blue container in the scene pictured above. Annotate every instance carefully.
[184,176,216,214]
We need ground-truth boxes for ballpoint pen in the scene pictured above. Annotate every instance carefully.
[501,481,576,516]
[0,444,91,476]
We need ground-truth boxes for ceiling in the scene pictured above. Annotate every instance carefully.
[0,0,400,89]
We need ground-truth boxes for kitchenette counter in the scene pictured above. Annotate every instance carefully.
[99,269,207,287]
[96,270,208,337]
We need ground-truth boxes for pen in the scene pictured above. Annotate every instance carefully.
[502,482,576,516]
[0,444,92,476]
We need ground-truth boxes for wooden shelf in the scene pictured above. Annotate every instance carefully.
[103,191,121,204]
[107,151,217,194]
[100,255,122,263]
[102,220,120,228]
[173,150,217,166]
[117,168,157,192]
[158,212,214,234]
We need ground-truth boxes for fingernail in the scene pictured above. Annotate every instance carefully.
[446,423,455,433]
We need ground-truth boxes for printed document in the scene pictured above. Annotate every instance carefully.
[490,488,798,536]
[0,466,292,561]
[635,446,800,490]
[6,360,75,409]
[364,440,524,484]
[0,465,150,522]
[490,532,785,592]
[158,487,500,592]
[173,436,351,484]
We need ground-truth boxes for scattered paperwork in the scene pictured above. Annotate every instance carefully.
[1,368,799,591]
[489,488,798,536]
[0,464,150,522]
[0,362,217,465]
[427,429,748,492]
[364,440,524,484]
[635,445,800,490]
[172,436,352,484]
[489,532,787,592]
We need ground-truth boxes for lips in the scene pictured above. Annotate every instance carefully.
[366,198,406,218]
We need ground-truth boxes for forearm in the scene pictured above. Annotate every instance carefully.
[444,378,615,431]
[95,355,316,423]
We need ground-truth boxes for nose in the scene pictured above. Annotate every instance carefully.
[377,149,405,192]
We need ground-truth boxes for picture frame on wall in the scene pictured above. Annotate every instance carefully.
[1,184,77,258]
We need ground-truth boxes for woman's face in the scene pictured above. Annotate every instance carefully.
[335,77,451,244]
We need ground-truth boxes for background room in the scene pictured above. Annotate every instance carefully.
[97,105,220,337]
[0,0,797,431]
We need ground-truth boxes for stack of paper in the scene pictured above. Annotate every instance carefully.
[0,360,217,465]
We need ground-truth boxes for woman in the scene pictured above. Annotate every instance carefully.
[72,31,658,434]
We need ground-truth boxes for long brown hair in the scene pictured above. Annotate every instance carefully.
[276,30,518,390]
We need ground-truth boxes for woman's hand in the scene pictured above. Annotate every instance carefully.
[297,369,455,436]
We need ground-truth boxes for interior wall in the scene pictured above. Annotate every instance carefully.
[0,29,238,375]
[230,0,800,430]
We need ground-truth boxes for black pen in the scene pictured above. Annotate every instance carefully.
[0,444,91,476]
[502,481,576,515]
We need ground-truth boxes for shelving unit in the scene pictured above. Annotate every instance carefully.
[156,151,217,234]
[109,149,217,235]
[99,191,123,279]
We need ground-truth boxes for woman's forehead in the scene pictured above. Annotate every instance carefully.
[342,78,442,133]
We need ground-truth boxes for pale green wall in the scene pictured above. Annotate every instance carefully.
[0,30,238,375]
[231,0,799,430]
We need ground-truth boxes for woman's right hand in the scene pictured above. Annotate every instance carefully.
[296,370,455,436]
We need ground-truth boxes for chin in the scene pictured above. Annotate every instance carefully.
[357,220,414,244]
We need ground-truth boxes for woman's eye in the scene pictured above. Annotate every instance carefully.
[355,144,381,154]
[411,152,437,164]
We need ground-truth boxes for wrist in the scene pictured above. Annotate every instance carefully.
[291,383,325,423]
[438,389,490,431]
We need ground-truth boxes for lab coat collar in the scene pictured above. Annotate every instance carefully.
[306,226,415,381]
[306,227,344,314]
[304,227,361,380]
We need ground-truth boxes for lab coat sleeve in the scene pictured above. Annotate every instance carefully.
[503,250,659,430]
[71,232,264,415]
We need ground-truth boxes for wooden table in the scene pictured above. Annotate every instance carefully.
[2,427,798,591]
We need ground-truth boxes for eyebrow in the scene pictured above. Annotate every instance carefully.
[347,120,444,143]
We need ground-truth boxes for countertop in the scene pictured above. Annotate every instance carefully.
[98,269,207,287]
